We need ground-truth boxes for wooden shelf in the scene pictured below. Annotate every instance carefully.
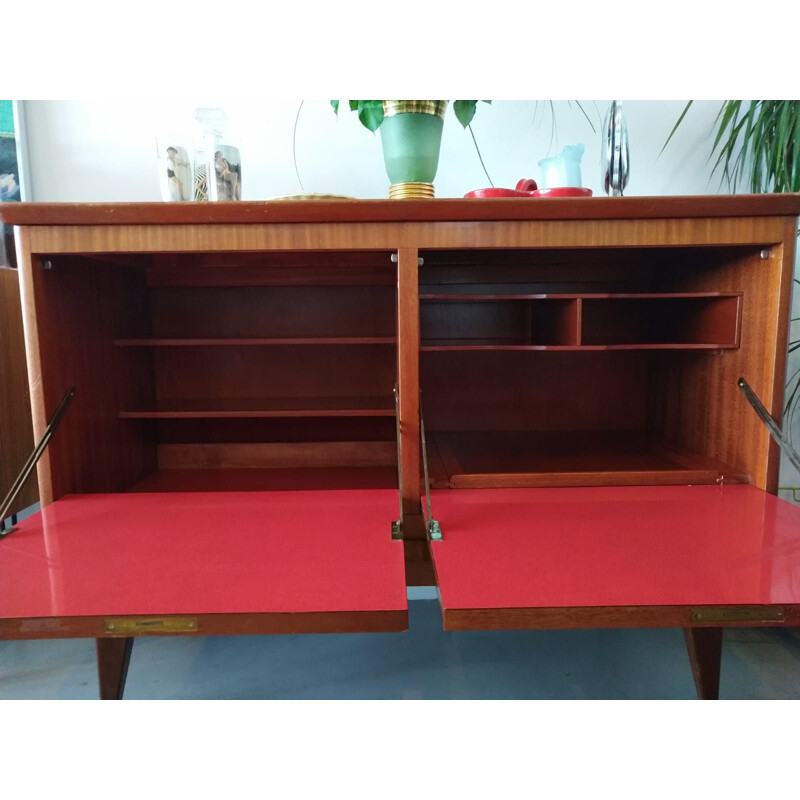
[119,397,396,419]
[427,430,747,489]
[115,337,397,347]
[420,292,741,351]
[129,467,398,493]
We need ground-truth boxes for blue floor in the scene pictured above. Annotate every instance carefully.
[2,597,799,699]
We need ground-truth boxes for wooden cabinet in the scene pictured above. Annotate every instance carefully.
[0,266,37,522]
[2,196,800,699]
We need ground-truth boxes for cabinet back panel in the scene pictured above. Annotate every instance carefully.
[155,417,396,444]
[421,351,649,432]
[153,346,396,402]
[150,286,396,338]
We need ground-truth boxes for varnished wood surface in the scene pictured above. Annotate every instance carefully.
[96,637,133,700]
[2,195,800,226]
[20,217,795,255]
[427,430,747,489]
[0,610,409,640]
[397,248,421,518]
[442,605,800,631]
[130,467,397,492]
[651,245,793,492]
[0,268,37,515]
[684,627,723,700]
[21,253,157,503]
[157,441,396,470]
[118,396,396,419]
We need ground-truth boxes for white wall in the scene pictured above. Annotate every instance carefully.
[23,100,725,201]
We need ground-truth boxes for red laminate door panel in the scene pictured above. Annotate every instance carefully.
[0,490,407,622]
[431,485,800,625]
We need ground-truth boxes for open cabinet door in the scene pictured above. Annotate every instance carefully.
[431,484,800,630]
[0,489,408,637]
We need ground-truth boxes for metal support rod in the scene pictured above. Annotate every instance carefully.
[419,392,442,541]
[391,385,403,539]
[0,387,75,538]
[737,377,800,476]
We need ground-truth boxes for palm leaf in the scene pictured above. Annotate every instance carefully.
[659,100,693,156]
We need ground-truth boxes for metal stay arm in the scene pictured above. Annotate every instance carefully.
[737,377,800,477]
[0,387,75,539]
[391,386,443,542]
[419,391,442,541]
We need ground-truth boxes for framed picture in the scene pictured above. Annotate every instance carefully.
[1,100,30,268]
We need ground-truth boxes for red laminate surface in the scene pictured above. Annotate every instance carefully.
[0,491,406,619]
[431,485,800,610]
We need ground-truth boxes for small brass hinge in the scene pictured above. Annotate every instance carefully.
[691,606,785,624]
[105,616,199,634]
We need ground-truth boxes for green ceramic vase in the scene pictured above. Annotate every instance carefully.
[380,101,448,189]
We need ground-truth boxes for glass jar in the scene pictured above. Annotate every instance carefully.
[194,107,242,201]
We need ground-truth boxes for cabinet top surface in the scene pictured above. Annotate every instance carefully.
[2,195,800,226]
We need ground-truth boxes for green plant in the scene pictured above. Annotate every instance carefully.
[665,101,800,450]
[330,100,490,132]
[328,100,494,186]
[664,100,800,193]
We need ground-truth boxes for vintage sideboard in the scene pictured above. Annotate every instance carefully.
[1,196,800,699]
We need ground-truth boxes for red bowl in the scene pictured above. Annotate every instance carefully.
[463,188,532,198]
[531,187,593,198]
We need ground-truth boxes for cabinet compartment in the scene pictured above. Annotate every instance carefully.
[581,295,740,347]
[34,251,400,498]
[421,296,579,348]
[419,245,776,490]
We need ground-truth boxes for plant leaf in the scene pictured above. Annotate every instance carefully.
[293,101,305,192]
[331,100,339,115]
[454,100,478,128]
[573,101,596,134]
[357,100,384,132]
[660,100,693,156]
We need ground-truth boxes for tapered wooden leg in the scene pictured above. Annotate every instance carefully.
[96,638,134,700]
[684,627,723,700]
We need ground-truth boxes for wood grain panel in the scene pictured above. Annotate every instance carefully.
[158,441,396,469]
[397,247,421,518]
[0,610,409,640]
[651,242,794,491]
[129,467,398,493]
[152,349,395,405]
[150,285,396,338]
[442,604,800,631]
[147,250,396,288]
[20,253,157,501]
[3,195,800,227]
[96,637,133,700]
[16,230,53,504]
[421,351,650,433]
[0,267,37,515]
[684,627,723,700]
[23,217,792,256]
